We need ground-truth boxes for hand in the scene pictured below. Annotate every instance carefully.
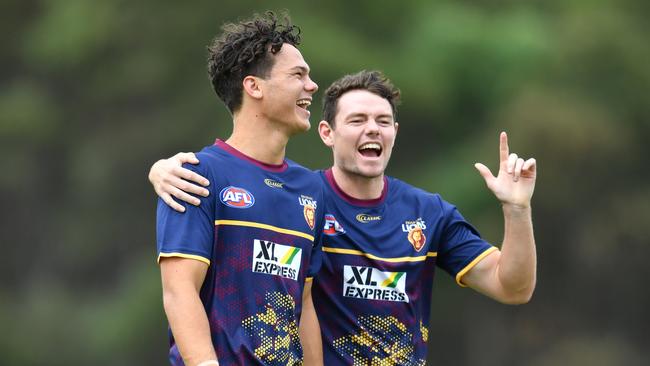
[148,152,210,212]
[474,132,537,209]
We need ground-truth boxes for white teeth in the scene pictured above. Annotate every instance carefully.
[296,100,311,108]
[359,143,381,151]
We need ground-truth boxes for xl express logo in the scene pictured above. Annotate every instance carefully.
[252,239,302,281]
[343,265,409,303]
[220,186,255,208]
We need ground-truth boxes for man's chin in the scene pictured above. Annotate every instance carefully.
[356,167,386,179]
[287,119,311,135]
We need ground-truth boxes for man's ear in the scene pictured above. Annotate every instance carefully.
[318,120,335,147]
[242,76,263,99]
[394,121,399,136]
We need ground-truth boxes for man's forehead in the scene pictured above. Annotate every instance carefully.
[272,43,309,70]
[337,90,393,116]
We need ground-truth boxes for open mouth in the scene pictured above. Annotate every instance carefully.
[296,99,311,110]
[358,142,382,158]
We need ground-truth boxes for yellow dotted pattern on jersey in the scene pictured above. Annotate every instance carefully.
[241,292,302,365]
[419,320,428,342]
[332,315,425,366]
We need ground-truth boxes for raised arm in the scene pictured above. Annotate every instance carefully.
[160,257,217,365]
[148,152,211,212]
[463,132,537,304]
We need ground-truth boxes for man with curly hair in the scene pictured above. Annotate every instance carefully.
[155,12,324,366]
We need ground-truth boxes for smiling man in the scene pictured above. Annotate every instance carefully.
[151,70,537,364]
[155,12,325,366]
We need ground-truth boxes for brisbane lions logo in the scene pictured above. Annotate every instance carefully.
[303,205,316,230]
[219,186,255,208]
[407,227,426,252]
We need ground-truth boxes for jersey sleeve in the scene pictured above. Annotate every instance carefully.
[435,196,496,287]
[156,158,216,265]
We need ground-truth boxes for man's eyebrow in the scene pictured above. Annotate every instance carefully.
[291,66,310,74]
[345,112,367,119]
[345,112,394,120]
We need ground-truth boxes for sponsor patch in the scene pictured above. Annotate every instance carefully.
[356,213,382,223]
[252,239,302,281]
[220,186,255,208]
[323,214,346,236]
[343,265,409,303]
[264,178,284,189]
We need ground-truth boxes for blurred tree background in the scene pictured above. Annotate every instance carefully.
[1,0,648,365]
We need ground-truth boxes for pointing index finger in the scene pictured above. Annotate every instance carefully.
[500,131,509,165]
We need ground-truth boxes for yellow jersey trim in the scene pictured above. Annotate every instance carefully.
[215,220,314,242]
[455,246,498,287]
[322,247,437,263]
[305,277,314,282]
[158,252,211,265]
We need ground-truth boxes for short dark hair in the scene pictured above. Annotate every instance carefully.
[207,11,301,113]
[322,70,401,127]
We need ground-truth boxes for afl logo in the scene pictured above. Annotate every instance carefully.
[220,186,255,208]
[324,214,345,236]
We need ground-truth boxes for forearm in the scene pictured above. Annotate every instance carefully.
[497,204,537,301]
[163,289,217,366]
[299,281,323,366]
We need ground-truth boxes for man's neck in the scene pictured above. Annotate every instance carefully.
[331,166,385,200]
[226,110,289,165]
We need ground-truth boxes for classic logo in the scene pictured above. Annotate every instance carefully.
[323,214,346,236]
[264,178,284,189]
[252,239,302,281]
[220,186,255,208]
[343,265,409,303]
[356,213,382,223]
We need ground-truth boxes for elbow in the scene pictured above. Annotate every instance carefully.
[501,286,535,305]
[162,290,176,313]
[162,286,186,314]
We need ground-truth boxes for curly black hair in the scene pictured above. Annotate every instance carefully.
[322,70,401,127]
[207,11,301,113]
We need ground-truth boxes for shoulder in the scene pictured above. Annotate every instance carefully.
[189,145,242,174]
[385,176,463,219]
[284,159,321,182]
[386,176,442,204]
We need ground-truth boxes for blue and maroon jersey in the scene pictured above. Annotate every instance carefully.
[156,140,324,366]
[312,169,496,365]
